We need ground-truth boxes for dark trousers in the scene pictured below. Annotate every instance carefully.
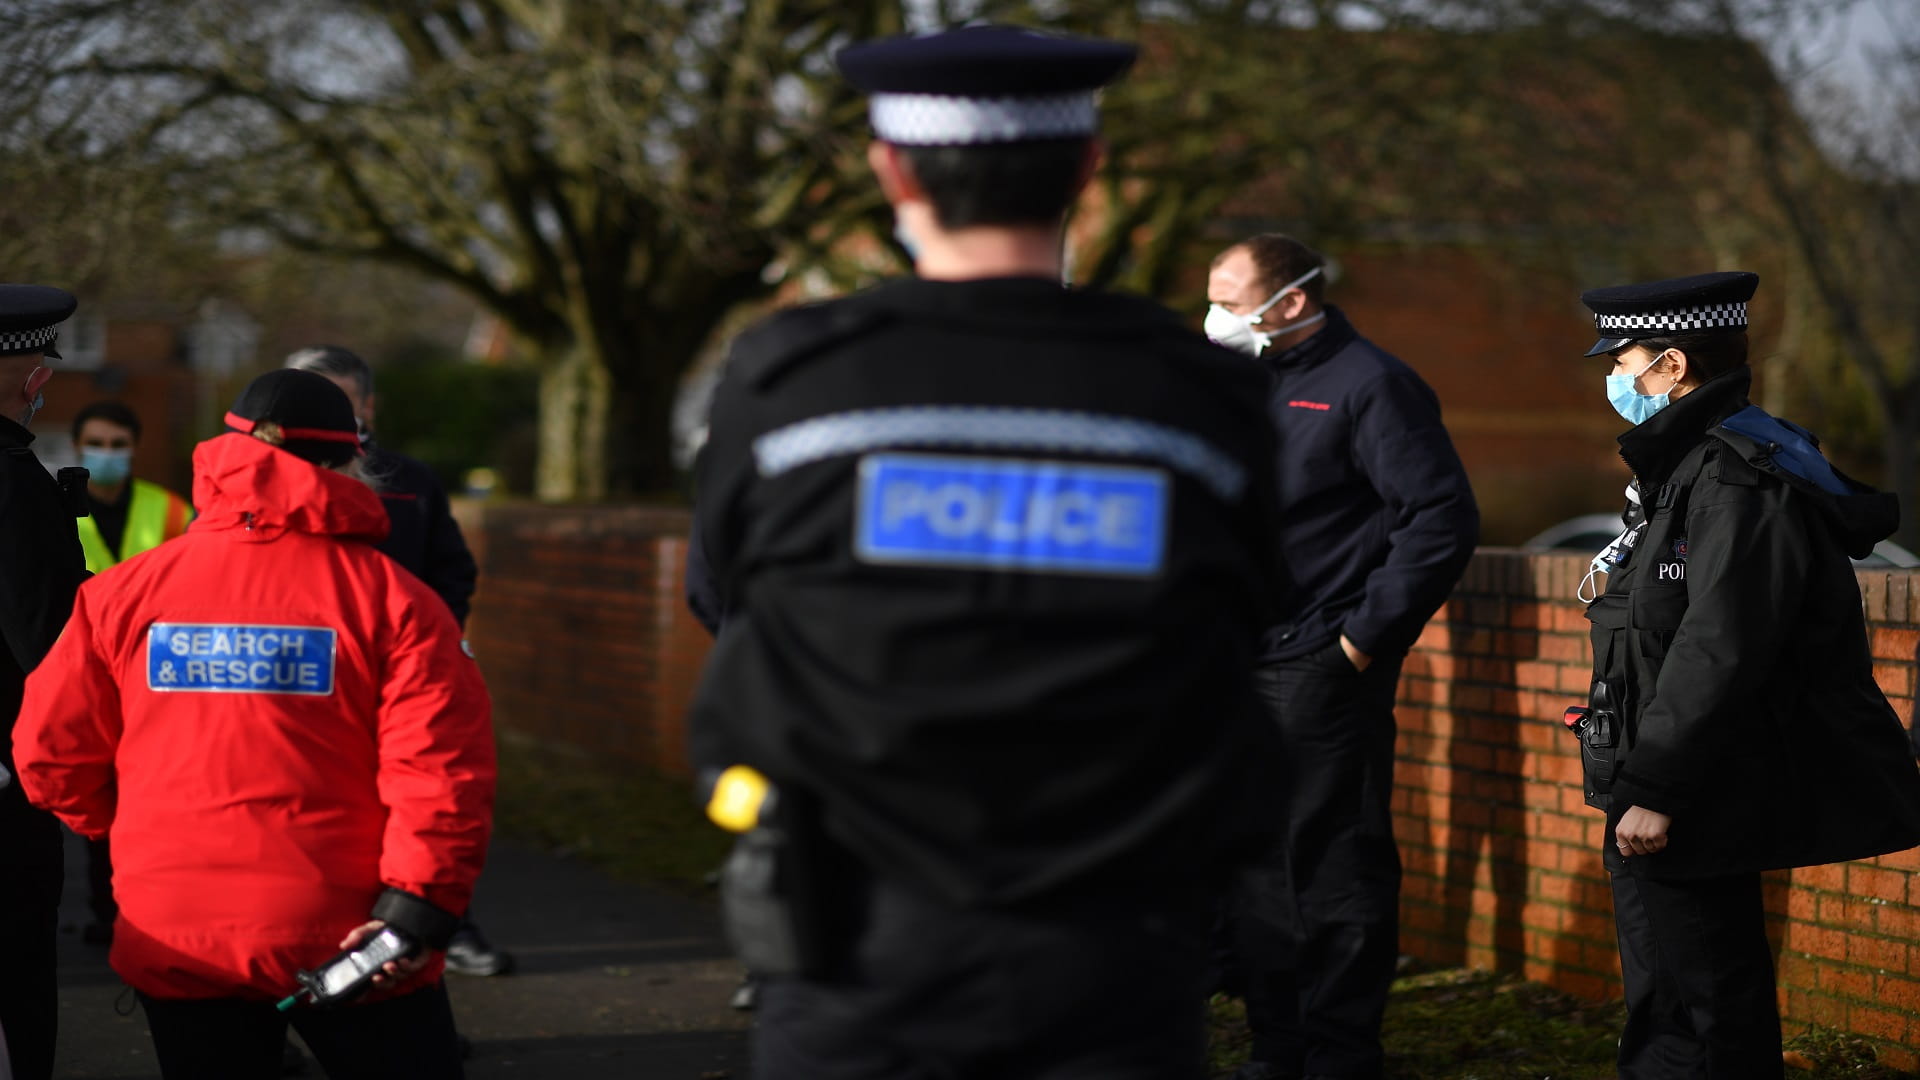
[139,982,464,1080]
[0,787,62,1080]
[755,881,1212,1079]
[1611,871,1783,1080]
[87,834,116,925]
[1227,649,1403,1079]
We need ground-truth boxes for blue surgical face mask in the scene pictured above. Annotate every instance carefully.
[80,447,133,485]
[1607,352,1675,425]
[893,219,919,263]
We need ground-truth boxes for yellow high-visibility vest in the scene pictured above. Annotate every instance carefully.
[78,479,195,573]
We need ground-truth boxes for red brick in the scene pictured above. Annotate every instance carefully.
[1794,926,1850,963]
[1848,1003,1910,1044]
[1794,864,1847,892]
[1875,973,1920,1013]
[1848,864,1909,904]
[1874,662,1914,699]
[1872,626,1920,661]
[1817,964,1874,1000]
[1846,934,1907,973]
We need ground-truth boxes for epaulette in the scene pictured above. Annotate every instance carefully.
[728,298,895,390]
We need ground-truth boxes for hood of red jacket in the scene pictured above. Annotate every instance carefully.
[191,433,391,544]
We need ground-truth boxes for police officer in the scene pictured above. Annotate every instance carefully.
[0,284,89,1080]
[1574,271,1920,1077]
[689,25,1286,1077]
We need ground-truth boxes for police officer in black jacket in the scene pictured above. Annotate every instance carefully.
[1205,235,1479,1079]
[0,284,90,1080]
[689,26,1287,1077]
[1575,271,1920,1077]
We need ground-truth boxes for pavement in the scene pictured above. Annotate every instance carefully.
[50,831,752,1079]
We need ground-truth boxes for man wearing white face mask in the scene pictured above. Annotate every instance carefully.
[0,283,91,1080]
[1206,235,1478,1080]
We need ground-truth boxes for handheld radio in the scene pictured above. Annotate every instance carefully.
[277,927,418,1011]
[276,888,460,1012]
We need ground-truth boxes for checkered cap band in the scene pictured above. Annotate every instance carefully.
[0,326,56,355]
[1594,302,1747,336]
[870,92,1098,145]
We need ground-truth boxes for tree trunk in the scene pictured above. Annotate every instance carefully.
[535,338,612,501]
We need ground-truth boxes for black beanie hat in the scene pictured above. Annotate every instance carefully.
[225,369,362,468]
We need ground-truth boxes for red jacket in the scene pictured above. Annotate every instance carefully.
[15,434,495,1000]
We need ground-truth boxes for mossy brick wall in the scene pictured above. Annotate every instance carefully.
[452,504,1920,1063]
[1399,550,1920,1066]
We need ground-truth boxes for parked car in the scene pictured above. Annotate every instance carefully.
[1524,514,1920,568]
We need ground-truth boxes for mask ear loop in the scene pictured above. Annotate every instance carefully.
[23,366,50,399]
[1249,265,1324,324]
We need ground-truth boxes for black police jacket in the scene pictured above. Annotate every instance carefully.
[368,442,477,628]
[0,411,89,876]
[691,276,1288,909]
[1256,308,1478,663]
[1582,368,1920,879]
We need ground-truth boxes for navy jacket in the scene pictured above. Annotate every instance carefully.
[368,442,478,628]
[1258,307,1478,662]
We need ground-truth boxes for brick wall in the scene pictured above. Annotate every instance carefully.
[454,502,711,777]
[456,503,1920,1062]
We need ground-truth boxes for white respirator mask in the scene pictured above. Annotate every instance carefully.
[1205,266,1327,357]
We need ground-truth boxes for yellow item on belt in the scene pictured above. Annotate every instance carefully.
[706,765,770,833]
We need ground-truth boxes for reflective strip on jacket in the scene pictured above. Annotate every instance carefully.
[77,478,194,572]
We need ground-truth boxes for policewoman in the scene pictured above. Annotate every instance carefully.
[0,285,90,1080]
[690,26,1286,1078]
[13,370,494,1079]
[1573,272,1920,1076]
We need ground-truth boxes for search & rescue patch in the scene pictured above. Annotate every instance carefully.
[854,453,1167,577]
[147,624,337,695]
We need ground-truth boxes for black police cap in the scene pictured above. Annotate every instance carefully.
[0,284,78,359]
[1579,271,1759,357]
[837,25,1136,146]
[225,369,362,468]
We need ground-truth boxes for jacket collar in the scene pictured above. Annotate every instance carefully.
[1262,306,1358,371]
[1617,367,1753,484]
[859,276,1192,336]
[0,415,34,449]
[190,433,390,544]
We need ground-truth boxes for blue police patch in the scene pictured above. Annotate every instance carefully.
[147,624,337,696]
[855,453,1168,577]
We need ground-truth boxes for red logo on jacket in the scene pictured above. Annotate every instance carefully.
[1287,400,1332,411]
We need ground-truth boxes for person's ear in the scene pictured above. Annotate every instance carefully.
[23,366,49,400]
[1275,288,1310,322]
[1071,139,1105,198]
[868,141,925,206]
[361,392,377,426]
[1661,349,1690,388]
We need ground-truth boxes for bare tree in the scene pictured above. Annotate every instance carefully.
[4,0,924,498]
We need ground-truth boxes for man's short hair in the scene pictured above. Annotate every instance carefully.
[72,400,141,443]
[1632,331,1750,381]
[900,139,1090,230]
[1215,234,1327,306]
[285,345,374,400]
